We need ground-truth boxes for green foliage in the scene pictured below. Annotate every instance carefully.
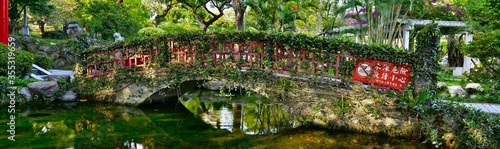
[8,0,55,32]
[408,0,466,21]
[465,0,500,32]
[0,76,39,87]
[0,76,39,103]
[177,0,231,31]
[158,23,200,34]
[138,27,167,37]
[164,7,198,25]
[418,102,500,148]
[41,31,66,39]
[45,0,81,31]
[79,0,146,40]
[463,30,500,83]
[0,44,34,78]
[414,23,442,97]
[34,54,53,69]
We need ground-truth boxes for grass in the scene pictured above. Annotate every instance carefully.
[437,71,500,103]
[12,34,68,46]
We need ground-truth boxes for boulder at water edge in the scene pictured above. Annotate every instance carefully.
[19,87,32,101]
[61,91,77,102]
[48,75,71,83]
[27,81,60,97]
[203,81,226,91]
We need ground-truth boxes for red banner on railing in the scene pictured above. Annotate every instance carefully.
[352,59,411,90]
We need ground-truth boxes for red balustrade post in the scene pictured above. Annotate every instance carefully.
[0,0,8,45]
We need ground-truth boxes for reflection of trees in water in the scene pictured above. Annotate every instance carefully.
[241,103,297,135]
[181,89,298,135]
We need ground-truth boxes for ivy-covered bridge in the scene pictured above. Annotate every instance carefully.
[80,31,439,106]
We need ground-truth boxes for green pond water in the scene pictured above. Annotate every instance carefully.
[1,89,423,149]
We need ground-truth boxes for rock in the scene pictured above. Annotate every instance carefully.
[8,36,23,49]
[59,42,67,47]
[113,33,125,42]
[62,102,77,108]
[19,87,32,101]
[62,47,74,55]
[437,82,447,90]
[447,86,468,98]
[34,51,48,57]
[203,81,226,91]
[20,35,32,42]
[48,75,71,83]
[39,45,58,53]
[61,91,77,102]
[50,42,56,45]
[27,81,60,97]
[50,52,60,60]
[27,44,37,52]
[464,83,484,94]
[62,53,75,64]
[52,59,67,68]
[64,22,84,40]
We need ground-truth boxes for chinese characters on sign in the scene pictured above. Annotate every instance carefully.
[352,59,411,91]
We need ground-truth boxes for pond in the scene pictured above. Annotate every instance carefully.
[1,89,424,148]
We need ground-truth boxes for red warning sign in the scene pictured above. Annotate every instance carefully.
[352,59,411,91]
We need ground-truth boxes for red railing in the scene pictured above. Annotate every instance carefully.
[86,41,356,80]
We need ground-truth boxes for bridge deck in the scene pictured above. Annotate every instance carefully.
[461,102,500,114]
[436,100,500,114]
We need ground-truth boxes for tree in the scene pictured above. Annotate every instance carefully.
[142,0,177,27]
[321,0,343,34]
[8,0,55,34]
[465,0,500,32]
[231,0,245,31]
[178,0,231,31]
[79,0,145,40]
[463,30,500,82]
[40,0,81,32]
[245,0,280,31]
[334,0,424,48]
[447,34,464,67]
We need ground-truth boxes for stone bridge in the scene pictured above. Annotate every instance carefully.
[82,32,433,106]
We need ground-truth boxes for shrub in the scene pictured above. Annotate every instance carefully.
[41,31,67,39]
[417,102,500,148]
[463,30,500,82]
[0,44,34,78]
[33,54,53,69]
[158,23,199,34]
[138,27,167,37]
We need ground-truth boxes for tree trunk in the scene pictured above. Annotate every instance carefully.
[202,23,209,31]
[317,0,322,34]
[447,35,464,67]
[232,0,245,31]
[37,17,46,35]
[154,18,159,28]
